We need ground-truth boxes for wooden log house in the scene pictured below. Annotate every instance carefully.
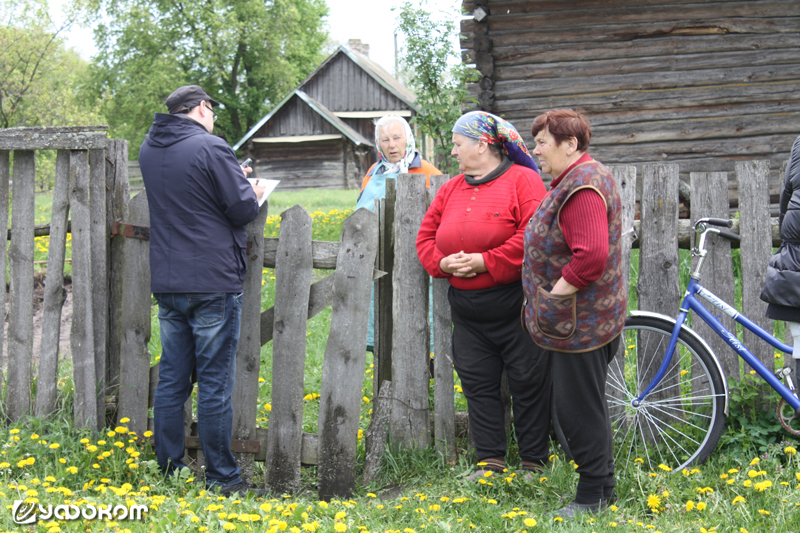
[233,42,417,191]
[460,0,800,211]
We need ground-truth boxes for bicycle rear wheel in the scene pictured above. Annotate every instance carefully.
[608,315,726,473]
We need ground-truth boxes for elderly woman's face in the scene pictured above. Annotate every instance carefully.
[379,122,407,164]
[532,127,574,178]
[451,133,483,174]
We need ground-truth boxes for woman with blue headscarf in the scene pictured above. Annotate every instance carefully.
[416,111,551,479]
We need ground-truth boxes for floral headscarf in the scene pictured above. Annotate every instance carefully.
[452,111,538,172]
[374,115,416,174]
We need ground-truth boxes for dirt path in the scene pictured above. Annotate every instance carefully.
[1,276,73,374]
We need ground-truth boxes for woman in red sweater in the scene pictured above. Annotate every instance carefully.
[416,111,550,479]
[523,109,627,519]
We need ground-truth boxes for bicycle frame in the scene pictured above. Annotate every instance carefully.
[633,277,800,414]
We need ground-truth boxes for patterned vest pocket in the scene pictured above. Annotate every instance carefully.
[535,287,576,340]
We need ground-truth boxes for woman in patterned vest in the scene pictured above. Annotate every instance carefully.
[522,109,627,519]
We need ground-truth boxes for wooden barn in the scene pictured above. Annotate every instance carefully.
[233,42,417,190]
[460,0,800,206]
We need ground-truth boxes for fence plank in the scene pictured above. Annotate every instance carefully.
[232,201,270,484]
[429,174,456,463]
[690,172,738,380]
[0,151,7,398]
[90,148,108,426]
[265,205,312,494]
[318,207,379,500]
[6,150,36,421]
[106,139,130,408]
[372,197,382,399]
[637,164,681,429]
[737,161,774,372]
[389,174,430,449]
[35,150,71,418]
[638,164,681,316]
[363,379,393,484]
[69,149,98,430]
[375,181,396,397]
[115,192,152,436]
[609,165,637,421]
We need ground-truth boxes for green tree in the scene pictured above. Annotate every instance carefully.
[1,0,104,189]
[0,0,100,129]
[396,1,477,175]
[86,0,329,157]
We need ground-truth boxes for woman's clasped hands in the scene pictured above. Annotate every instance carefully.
[439,251,487,278]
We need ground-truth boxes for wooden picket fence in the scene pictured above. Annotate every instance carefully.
[374,161,786,465]
[0,125,789,500]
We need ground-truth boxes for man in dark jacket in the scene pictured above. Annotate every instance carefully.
[139,85,266,497]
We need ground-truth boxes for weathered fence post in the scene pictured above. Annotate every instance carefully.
[737,161,774,372]
[70,149,99,430]
[113,191,152,436]
[265,205,312,494]
[35,150,71,418]
[638,164,681,315]
[232,200,270,483]
[429,174,456,463]
[363,379,393,485]
[374,180,396,397]
[608,165,637,419]
[6,150,35,422]
[105,138,131,417]
[90,148,108,426]
[637,164,681,442]
[690,172,737,380]
[389,173,430,449]
[318,207,379,499]
[0,150,7,399]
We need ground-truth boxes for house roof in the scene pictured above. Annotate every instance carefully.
[299,46,416,110]
[232,90,372,151]
[232,45,414,150]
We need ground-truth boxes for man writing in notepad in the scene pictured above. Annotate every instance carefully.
[139,84,266,497]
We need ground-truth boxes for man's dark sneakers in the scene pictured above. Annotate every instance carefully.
[216,482,267,498]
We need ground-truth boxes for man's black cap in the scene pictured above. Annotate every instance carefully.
[166,85,220,114]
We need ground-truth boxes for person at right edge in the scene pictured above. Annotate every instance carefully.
[522,109,627,518]
[761,134,800,376]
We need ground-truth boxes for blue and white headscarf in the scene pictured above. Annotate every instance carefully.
[374,115,416,174]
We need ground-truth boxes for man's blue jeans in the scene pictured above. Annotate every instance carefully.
[153,292,243,489]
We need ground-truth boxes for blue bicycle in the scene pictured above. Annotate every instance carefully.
[607,218,800,473]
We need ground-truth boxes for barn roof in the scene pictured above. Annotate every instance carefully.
[300,46,416,110]
[232,90,372,151]
[233,45,415,150]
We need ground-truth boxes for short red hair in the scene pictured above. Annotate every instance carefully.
[531,109,591,152]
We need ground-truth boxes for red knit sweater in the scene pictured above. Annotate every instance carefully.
[549,153,610,289]
[417,164,546,290]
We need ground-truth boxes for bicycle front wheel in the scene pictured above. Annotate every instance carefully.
[608,315,726,473]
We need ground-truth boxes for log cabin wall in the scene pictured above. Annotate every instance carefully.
[460,0,800,209]
[250,139,353,191]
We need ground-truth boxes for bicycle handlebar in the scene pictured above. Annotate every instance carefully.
[696,217,733,228]
[716,228,742,243]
